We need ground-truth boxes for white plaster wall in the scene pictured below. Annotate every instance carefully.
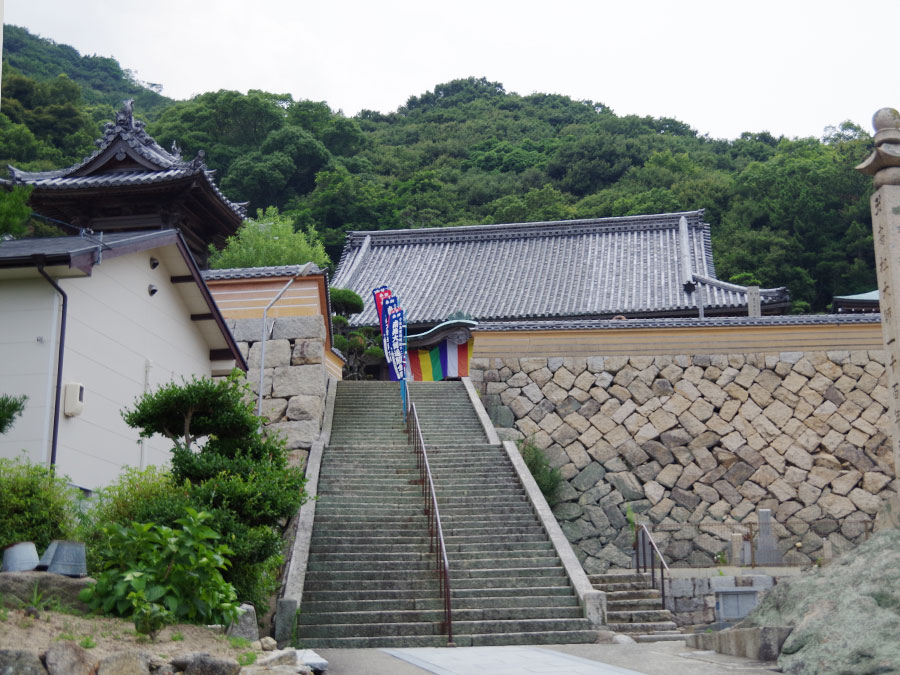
[0,279,59,466]
[54,251,212,489]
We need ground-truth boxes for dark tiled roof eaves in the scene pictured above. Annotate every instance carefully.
[475,314,881,332]
[202,263,323,281]
[346,210,707,247]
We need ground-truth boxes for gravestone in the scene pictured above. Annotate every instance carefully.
[755,509,781,565]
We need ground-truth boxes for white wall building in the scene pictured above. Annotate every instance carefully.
[0,230,246,490]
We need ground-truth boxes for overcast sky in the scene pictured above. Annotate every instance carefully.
[4,0,897,140]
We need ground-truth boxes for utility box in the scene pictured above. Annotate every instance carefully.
[63,383,84,417]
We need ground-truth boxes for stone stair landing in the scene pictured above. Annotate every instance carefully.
[590,571,683,643]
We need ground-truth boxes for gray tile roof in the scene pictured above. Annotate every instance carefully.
[332,211,791,327]
[202,263,324,281]
[475,314,880,332]
[8,103,247,218]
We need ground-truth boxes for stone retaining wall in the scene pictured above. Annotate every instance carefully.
[471,350,897,574]
[229,316,332,467]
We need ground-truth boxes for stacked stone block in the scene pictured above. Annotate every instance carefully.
[471,351,896,573]
[229,316,330,467]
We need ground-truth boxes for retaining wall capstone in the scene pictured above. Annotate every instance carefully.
[470,351,897,574]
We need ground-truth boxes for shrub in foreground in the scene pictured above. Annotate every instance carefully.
[80,508,240,638]
[0,456,78,551]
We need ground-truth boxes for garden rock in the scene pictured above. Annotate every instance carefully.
[0,650,45,675]
[97,651,150,675]
[170,652,240,675]
[0,571,92,613]
[226,603,259,641]
[44,642,94,675]
[257,649,298,666]
[740,528,900,674]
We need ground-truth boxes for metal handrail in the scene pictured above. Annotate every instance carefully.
[635,524,671,608]
[407,400,454,645]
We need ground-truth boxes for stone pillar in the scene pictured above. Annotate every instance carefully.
[730,533,743,565]
[856,108,900,489]
[747,286,761,317]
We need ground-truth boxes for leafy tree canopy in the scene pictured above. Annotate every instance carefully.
[2,31,880,312]
[208,207,330,269]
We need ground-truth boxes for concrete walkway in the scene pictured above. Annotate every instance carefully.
[314,641,779,674]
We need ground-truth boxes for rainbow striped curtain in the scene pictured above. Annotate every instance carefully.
[403,339,473,381]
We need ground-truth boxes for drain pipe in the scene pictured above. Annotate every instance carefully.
[34,257,67,472]
[258,278,296,416]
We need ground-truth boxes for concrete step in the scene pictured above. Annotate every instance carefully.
[308,542,554,556]
[607,598,667,612]
[607,609,675,623]
[299,617,593,639]
[302,585,574,604]
[607,621,679,634]
[299,628,598,648]
[306,556,562,572]
[604,589,662,601]
[300,595,579,614]
[591,581,655,593]
[299,605,582,626]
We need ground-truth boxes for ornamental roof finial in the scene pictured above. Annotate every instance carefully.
[115,99,135,129]
[856,108,900,187]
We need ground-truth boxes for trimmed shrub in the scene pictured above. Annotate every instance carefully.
[120,372,307,609]
[0,456,78,551]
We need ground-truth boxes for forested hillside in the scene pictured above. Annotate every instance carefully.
[1,26,876,312]
[3,25,172,115]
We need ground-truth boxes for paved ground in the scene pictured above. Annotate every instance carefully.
[315,641,780,675]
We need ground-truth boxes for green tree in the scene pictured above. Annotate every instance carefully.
[209,207,330,269]
[329,288,383,379]
[0,187,34,238]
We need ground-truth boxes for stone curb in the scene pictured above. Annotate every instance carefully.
[685,625,793,661]
[502,440,607,628]
[462,376,501,445]
[317,377,338,447]
[276,380,335,646]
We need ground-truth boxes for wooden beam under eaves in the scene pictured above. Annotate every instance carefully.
[170,275,194,283]
[209,349,234,361]
[191,313,214,321]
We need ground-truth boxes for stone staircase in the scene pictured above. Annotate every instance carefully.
[589,571,683,642]
[297,380,597,648]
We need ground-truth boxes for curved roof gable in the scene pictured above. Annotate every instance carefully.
[8,100,247,219]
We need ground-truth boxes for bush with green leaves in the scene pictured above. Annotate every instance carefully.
[120,371,306,608]
[517,437,562,503]
[79,508,240,638]
[77,466,192,575]
[0,456,79,550]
